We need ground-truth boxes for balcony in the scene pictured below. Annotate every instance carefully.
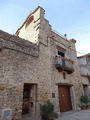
[55,56,74,74]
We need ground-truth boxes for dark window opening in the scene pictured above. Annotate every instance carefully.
[58,50,64,57]
[87,57,90,64]
[31,102,33,108]
[0,48,2,52]
[83,85,88,96]
[63,72,66,79]
[52,93,55,98]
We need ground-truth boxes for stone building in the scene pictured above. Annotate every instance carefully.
[0,6,84,120]
[78,54,90,100]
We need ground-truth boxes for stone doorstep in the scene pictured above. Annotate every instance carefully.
[22,114,33,120]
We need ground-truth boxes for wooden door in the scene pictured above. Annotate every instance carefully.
[58,85,72,112]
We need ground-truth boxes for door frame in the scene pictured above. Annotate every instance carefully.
[22,83,37,120]
[58,83,75,112]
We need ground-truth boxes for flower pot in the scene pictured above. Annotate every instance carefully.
[82,106,87,110]
[52,117,55,120]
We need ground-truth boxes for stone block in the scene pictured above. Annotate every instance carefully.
[1,108,12,120]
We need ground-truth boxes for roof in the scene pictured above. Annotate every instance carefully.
[77,53,90,58]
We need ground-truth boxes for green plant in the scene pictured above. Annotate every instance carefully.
[80,95,89,105]
[40,101,57,120]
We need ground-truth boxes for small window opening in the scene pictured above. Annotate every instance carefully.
[63,72,66,79]
[58,50,64,57]
[0,48,2,52]
[52,93,55,98]
[31,102,33,108]
[25,16,34,28]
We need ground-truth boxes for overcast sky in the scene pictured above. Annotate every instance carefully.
[0,0,90,56]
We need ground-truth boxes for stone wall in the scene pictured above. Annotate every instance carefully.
[37,7,83,111]
[0,30,53,119]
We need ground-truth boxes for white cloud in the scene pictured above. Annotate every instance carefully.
[76,42,90,56]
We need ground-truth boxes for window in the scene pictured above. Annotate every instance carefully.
[0,48,2,52]
[56,45,65,57]
[87,57,90,64]
[63,72,66,79]
[25,15,34,28]
[57,50,65,65]
[58,50,64,57]
[56,46,65,64]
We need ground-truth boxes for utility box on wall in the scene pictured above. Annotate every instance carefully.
[1,108,12,120]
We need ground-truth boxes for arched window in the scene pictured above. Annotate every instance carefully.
[25,15,34,28]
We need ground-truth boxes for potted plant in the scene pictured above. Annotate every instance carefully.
[80,95,89,110]
[40,101,58,120]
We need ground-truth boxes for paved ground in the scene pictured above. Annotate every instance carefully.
[22,110,90,120]
[59,110,90,120]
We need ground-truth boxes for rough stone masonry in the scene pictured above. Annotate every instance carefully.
[0,6,84,120]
